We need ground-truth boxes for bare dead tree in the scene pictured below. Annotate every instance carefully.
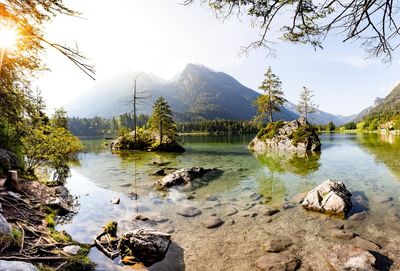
[122,75,151,142]
[184,0,400,61]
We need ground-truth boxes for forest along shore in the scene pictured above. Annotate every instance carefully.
[0,171,94,271]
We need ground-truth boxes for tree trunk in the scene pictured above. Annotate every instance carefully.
[159,122,163,145]
[269,97,274,123]
[4,170,21,192]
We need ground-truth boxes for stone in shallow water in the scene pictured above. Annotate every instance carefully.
[324,244,377,271]
[177,207,202,217]
[111,197,120,204]
[251,204,280,216]
[201,217,224,229]
[0,260,39,271]
[237,210,258,217]
[224,206,238,216]
[329,229,355,240]
[255,253,301,271]
[348,211,367,221]
[302,180,352,218]
[118,228,171,266]
[262,236,293,252]
[63,245,81,255]
[350,236,381,251]
[206,195,219,201]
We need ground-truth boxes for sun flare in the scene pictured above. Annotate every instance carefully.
[0,27,18,49]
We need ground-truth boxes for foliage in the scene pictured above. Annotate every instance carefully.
[326,121,335,132]
[22,108,81,182]
[253,67,287,123]
[177,120,258,134]
[185,0,400,60]
[68,113,149,136]
[256,121,285,141]
[289,124,319,146]
[344,122,357,130]
[149,97,177,144]
[297,87,318,123]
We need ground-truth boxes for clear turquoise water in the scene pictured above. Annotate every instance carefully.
[57,133,400,270]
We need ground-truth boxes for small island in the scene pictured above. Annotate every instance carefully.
[110,97,185,153]
[249,117,321,153]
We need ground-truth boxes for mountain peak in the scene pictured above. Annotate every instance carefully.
[183,63,215,73]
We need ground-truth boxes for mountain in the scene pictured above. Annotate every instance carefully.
[352,97,384,122]
[66,64,297,121]
[66,63,345,124]
[284,102,350,126]
[364,83,400,117]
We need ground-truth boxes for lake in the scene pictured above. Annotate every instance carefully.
[57,133,400,270]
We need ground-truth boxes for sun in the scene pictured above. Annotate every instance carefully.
[0,27,18,49]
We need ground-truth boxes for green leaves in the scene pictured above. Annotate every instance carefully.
[149,97,177,144]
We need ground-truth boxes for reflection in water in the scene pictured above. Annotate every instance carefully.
[255,151,321,176]
[357,133,400,180]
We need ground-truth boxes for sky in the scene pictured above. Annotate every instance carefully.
[35,0,400,116]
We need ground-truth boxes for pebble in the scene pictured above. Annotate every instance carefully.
[201,217,224,229]
[262,237,293,252]
[111,197,120,204]
[177,207,202,217]
[255,253,300,271]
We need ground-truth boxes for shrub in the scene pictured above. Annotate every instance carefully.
[256,121,285,141]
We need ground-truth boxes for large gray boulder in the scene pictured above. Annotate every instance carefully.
[0,261,39,271]
[118,228,171,266]
[249,118,321,154]
[302,180,352,218]
[156,167,222,189]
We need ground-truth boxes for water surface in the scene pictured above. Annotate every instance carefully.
[57,133,400,270]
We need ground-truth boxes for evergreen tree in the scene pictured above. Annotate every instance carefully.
[149,97,177,145]
[327,121,335,132]
[297,87,318,123]
[253,66,287,124]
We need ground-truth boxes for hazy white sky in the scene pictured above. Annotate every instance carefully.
[36,0,400,116]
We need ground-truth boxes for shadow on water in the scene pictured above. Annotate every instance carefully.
[348,191,369,216]
[370,251,393,271]
[149,242,185,271]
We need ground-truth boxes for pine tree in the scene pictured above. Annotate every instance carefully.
[149,97,177,145]
[253,66,287,124]
[297,87,318,123]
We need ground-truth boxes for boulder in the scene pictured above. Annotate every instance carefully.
[255,253,301,271]
[118,228,171,266]
[156,167,222,189]
[249,118,321,154]
[0,260,39,271]
[44,198,72,215]
[324,244,377,270]
[301,180,352,218]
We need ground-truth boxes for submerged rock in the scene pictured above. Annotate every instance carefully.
[177,207,202,217]
[301,180,352,218]
[324,244,377,271]
[255,253,301,271]
[118,228,171,266]
[0,260,39,271]
[249,118,321,154]
[262,236,293,252]
[201,217,224,229]
[156,167,222,189]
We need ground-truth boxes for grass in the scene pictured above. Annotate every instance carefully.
[288,124,318,146]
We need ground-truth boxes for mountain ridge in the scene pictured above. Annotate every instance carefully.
[66,64,351,125]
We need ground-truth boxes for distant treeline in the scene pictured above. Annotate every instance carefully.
[68,113,259,136]
[176,120,258,134]
[68,113,149,136]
